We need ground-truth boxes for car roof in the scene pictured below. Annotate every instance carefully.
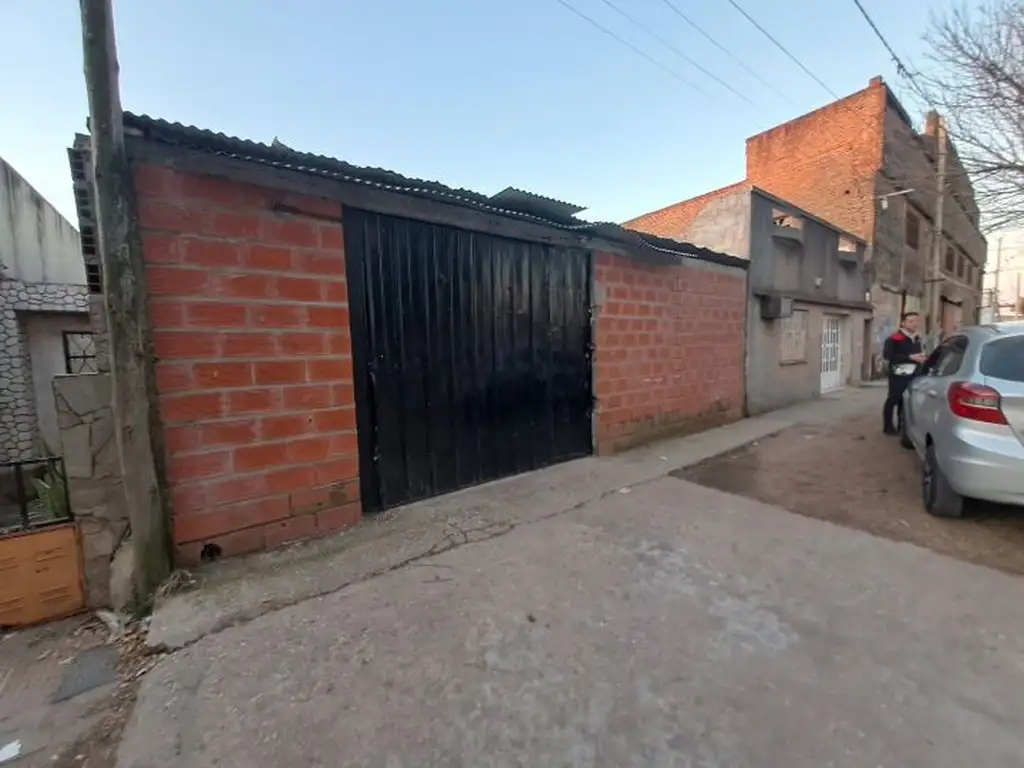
[974,321,1024,338]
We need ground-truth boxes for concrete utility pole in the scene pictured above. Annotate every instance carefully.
[928,114,948,347]
[79,0,172,603]
[994,236,1003,309]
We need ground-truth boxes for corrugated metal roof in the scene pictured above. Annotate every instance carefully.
[488,187,586,220]
[111,113,747,269]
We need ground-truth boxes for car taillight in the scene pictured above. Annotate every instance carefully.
[947,382,1008,425]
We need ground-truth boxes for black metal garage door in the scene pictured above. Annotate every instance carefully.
[344,209,593,512]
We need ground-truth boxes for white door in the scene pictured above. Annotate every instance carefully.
[820,316,843,392]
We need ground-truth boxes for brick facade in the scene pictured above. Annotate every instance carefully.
[621,183,748,242]
[745,81,886,245]
[133,166,360,564]
[630,76,986,375]
[593,253,745,453]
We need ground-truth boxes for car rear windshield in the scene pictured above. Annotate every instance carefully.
[980,336,1024,382]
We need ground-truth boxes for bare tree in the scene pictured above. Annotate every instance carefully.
[917,0,1024,232]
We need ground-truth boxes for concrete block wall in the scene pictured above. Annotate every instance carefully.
[593,252,746,453]
[133,165,360,564]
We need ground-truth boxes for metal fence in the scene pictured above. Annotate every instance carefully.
[0,457,72,537]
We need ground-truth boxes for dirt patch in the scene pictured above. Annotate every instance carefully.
[675,411,1024,575]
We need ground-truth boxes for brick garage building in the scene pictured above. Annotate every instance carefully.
[69,115,748,564]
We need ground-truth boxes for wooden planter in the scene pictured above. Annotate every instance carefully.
[0,523,85,627]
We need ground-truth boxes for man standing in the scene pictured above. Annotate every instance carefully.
[882,312,927,435]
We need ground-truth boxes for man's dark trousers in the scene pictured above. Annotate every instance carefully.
[883,376,912,433]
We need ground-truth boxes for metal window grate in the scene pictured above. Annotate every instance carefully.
[63,332,98,374]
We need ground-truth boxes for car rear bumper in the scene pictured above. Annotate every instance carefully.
[942,423,1024,505]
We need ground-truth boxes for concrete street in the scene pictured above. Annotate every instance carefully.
[118,388,1024,767]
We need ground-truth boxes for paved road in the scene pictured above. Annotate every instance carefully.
[120,467,1024,767]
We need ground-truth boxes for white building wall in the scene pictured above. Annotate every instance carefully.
[0,157,84,286]
[0,156,91,461]
[25,314,93,453]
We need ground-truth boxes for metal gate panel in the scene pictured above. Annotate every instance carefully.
[346,210,593,512]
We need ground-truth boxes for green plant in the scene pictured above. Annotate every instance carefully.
[30,463,68,522]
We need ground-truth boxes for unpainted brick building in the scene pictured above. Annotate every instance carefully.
[628,76,987,376]
[69,116,747,564]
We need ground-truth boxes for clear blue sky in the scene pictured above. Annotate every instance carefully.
[2,0,948,226]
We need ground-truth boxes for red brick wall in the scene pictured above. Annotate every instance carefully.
[623,182,746,241]
[745,78,886,243]
[594,252,746,453]
[133,165,360,564]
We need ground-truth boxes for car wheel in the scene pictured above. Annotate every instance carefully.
[922,442,964,518]
[899,418,914,450]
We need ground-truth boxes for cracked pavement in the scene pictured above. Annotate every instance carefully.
[119,388,1024,767]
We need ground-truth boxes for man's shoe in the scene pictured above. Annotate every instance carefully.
[883,426,898,435]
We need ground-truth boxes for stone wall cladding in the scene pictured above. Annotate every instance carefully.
[0,278,90,461]
[593,252,746,454]
[54,373,128,607]
[132,164,360,565]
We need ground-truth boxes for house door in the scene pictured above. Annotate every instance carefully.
[820,316,843,392]
[344,209,594,513]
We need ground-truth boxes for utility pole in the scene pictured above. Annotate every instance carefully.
[80,0,171,602]
[928,114,948,347]
[994,236,1004,311]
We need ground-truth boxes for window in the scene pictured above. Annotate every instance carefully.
[935,338,967,376]
[63,332,97,374]
[980,337,1024,382]
[780,309,809,363]
[944,246,955,273]
[772,209,803,230]
[924,337,967,377]
[85,263,102,294]
[956,253,966,279]
[905,210,920,250]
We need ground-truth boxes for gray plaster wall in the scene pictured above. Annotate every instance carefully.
[746,301,869,415]
[683,186,752,261]
[54,373,128,608]
[26,313,94,452]
[748,190,869,302]
[0,278,90,460]
[0,156,84,285]
[744,191,871,414]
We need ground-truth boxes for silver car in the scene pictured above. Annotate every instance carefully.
[901,322,1024,517]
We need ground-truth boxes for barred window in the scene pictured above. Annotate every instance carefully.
[780,309,809,363]
[63,332,97,374]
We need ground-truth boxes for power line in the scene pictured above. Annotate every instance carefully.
[724,0,840,99]
[850,0,931,106]
[553,0,711,98]
[594,0,760,111]
[657,0,798,108]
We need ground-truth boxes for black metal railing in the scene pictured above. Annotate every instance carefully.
[0,456,73,536]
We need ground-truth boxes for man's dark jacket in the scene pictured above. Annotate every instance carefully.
[883,330,923,390]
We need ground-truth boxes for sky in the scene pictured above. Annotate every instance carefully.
[3,0,954,227]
